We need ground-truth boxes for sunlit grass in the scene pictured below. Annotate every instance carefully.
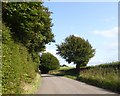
[59,67,74,70]
[22,73,41,94]
[79,62,120,93]
[49,62,120,93]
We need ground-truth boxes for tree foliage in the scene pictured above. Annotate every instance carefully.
[56,35,95,73]
[39,52,60,73]
[2,2,54,52]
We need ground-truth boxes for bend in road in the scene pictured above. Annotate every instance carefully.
[36,74,118,94]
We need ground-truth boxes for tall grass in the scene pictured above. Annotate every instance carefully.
[49,62,120,93]
[79,62,120,93]
[2,23,38,94]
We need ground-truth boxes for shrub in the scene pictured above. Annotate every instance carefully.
[39,52,60,73]
[2,23,37,94]
[79,62,120,93]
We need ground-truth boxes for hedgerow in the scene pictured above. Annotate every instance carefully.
[2,23,36,94]
[79,62,120,93]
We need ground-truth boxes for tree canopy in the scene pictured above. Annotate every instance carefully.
[2,2,54,52]
[56,35,95,73]
[39,52,60,73]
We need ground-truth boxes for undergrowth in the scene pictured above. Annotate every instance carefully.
[2,23,38,94]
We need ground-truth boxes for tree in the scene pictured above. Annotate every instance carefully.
[56,35,95,74]
[2,2,54,53]
[39,52,60,73]
[2,2,55,67]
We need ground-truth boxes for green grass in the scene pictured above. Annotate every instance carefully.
[49,62,120,93]
[22,73,41,94]
[59,67,74,70]
[79,62,120,93]
[2,23,40,94]
[49,67,78,80]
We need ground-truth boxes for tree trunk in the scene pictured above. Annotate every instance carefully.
[76,63,80,75]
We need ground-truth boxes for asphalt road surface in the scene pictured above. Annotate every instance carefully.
[36,74,117,94]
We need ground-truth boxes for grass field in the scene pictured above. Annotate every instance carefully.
[49,62,120,93]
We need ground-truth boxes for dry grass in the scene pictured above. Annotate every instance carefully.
[21,73,41,94]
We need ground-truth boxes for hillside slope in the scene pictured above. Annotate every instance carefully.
[2,23,40,94]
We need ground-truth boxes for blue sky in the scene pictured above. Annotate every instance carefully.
[43,2,118,66]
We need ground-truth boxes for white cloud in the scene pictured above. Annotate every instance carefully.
[88,59,105,66]
[92,27,118,38]
[88,55,118,66]
[73,34,80,37]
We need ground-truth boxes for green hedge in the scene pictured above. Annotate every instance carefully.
[79,62,120,93]
[81,62,120,70]
[2,23,37,94]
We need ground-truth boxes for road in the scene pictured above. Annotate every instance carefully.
[36,74,117,94]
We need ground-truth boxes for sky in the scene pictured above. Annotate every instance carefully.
[43,2,118,67]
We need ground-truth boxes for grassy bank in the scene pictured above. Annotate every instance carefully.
[49,62,120,93]
[2,23,40,94]
[22,73,41,94]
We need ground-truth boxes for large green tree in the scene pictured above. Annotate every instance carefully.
[39,52,60,73]
[56,35,95,74]
[2,2,54,52]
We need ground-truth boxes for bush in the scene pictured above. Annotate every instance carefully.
[79,62,120,93]
[2,23,37,94]
[39,52,60,73]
